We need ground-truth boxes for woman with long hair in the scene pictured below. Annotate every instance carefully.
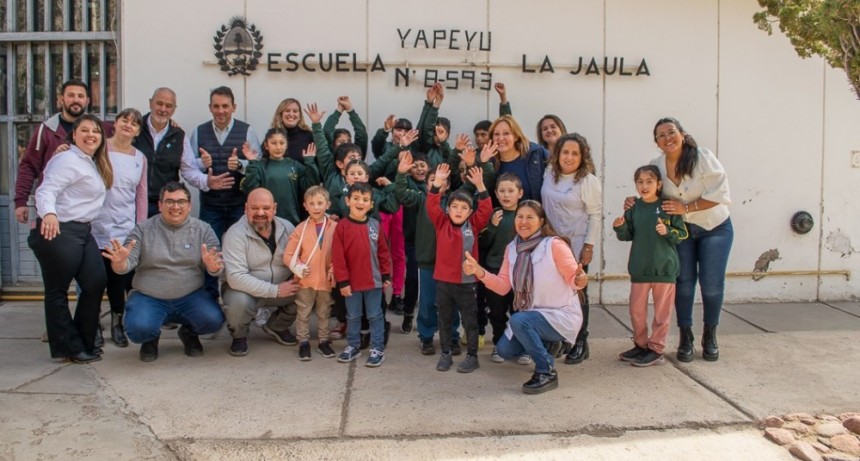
[271,98,314,162]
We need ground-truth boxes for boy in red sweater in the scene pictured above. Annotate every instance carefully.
[332,182,392,367]
[427,164,492,373]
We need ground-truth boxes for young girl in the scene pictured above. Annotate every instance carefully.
[241,127,320,226]
[479,173,523,363]
[613,165,688,367]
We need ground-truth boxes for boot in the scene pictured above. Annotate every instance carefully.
[111,313,129,348]
[94,324,105,349]
[677,327,694,362]
[383,321,391,347]
[702,325,719,362]
[564,339,589,364]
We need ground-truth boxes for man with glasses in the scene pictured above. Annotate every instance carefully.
[102,182,225,362]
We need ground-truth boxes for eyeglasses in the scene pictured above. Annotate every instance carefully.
[162,199,189,208]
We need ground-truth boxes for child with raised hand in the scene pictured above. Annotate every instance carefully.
[322,96,369,158]
[428,163,492,373]
[332,182,392,367]
[283,186,338,361]
[416,82,452,168]
[614,165,688,367]
[240,127,320,226]
[479,173,524,363]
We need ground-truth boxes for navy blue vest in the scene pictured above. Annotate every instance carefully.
[134,114,187,203]
[196,119,249,208]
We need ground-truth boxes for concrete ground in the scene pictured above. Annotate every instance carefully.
[1,300,859,460]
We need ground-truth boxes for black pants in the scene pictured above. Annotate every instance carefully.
[102,256,132,314]
[484,266,514,345]
[403,242,418,316]
[29,221,106,358]
[577,264,590,342]
[436,281,478,355]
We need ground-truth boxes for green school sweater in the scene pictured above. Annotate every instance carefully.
[614,198,688,283]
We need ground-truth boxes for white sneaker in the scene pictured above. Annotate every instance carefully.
[491,347,504,363]
[254,308,273,328]
[517,354,533,365]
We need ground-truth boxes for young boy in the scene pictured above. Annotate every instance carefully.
[332,182,392,367]
[395,157,462,354]
[427,163,492,373]
[394,152,428,333]
[283,186,338,361]
[478,173,524,362]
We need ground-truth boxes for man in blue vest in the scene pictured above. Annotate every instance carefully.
[190,86,261,300]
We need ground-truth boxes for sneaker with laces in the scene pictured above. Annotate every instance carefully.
[421,340,436,356]
[329,322,346,340]
[400,315,414,334]
[254,308,272,328]
[318,341,336,358]
[619,345,648,362]
[365,348,385,367]
[451,341,462,356]
[631,349,665,367]
[299,342,312,361]
[436,351,453,371]
[491,347,504,363]
[457,354,480,373]
[337,346,361,363]
[517,354,533,365]
[229,337,248,357]
[262,325,298,346]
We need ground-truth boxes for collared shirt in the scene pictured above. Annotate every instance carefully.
[146,117,211,192]
[35,145,107,222]
[189,117,262,169]
[651,147,731,231]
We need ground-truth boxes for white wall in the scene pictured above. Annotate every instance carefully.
[122,0,860,303]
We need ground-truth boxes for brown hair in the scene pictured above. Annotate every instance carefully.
[549,133,596,183]
[304,185,330,202]
[517,200,570,246]
[536,115,568,149]
[69,114,113,188]
[653,117,699,178]
[271,98,310,131]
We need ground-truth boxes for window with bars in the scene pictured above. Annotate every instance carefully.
[1,0,119,286]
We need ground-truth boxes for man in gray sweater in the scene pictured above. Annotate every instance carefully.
[103,182,226,362]
[221,188,300,357]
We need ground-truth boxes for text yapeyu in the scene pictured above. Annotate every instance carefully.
[266,52,386,72]
[397,28,491,51]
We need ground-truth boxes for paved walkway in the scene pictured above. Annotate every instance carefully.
[1,300,859,460]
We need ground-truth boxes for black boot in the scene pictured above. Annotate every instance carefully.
[94,324,105,349]
[702,325,719,362]
[677,326,694,362]
[564,339,589,365]
[111,313,129,348]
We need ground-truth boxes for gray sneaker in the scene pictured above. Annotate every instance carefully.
[436,352,453,371]
[457,354,480,373]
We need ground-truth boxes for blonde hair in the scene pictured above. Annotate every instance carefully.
[304,185,330,202]
[489,115,530,159]
[271,98,310,131]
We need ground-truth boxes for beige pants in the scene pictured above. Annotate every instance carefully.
[629,283,675,354]
[295,288,333,342]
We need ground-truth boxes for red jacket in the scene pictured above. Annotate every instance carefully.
[332,216,391,291]
[427,188,492,284]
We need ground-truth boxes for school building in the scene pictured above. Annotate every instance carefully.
[2,0,859,304]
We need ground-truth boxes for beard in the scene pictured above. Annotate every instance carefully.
[252,220,271,235]
[64,103,85,118]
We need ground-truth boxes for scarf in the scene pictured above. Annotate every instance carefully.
[512,232,544,311]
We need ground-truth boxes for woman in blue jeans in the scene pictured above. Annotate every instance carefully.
[649,117,733,362]
[463,201,588,394]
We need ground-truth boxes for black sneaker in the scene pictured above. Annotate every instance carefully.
[140,338,159,362]
[389,296,405,315]
[262,325,298,346]
[318,341,336,358]
[436,352,453,371]
[619,345,648,362]
[522,370,559,395]
[456,354,480,373]
[421,340,436,356]
[178,325,203,357]
[299,342,312,361]
[400,314,414,334]
[631,349,666,367]
[451,341,462,356]
[359,331,370,350]
[229,337,248,357]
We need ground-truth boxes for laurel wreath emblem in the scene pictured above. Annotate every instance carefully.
[213,17,264,77]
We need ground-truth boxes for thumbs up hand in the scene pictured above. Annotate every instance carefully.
[227,148,239,171]
[199,148,213,169]
[463,251,482,277]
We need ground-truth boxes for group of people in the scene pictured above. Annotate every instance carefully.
[17,78,732,395]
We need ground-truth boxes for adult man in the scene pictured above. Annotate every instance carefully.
[190,86,261,300]
[102,182,225,362]
[15,79,109,224]
[134,87,235,217]
[221,188,303,357]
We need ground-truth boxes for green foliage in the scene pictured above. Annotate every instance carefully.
[754,0,860,100]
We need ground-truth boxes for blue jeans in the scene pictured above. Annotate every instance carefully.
[125,288,225,343]
[416,268,460,343]
[676,217,734,327]
[198,204,243,299]
[345,288,384,351]
[497,311,566,374]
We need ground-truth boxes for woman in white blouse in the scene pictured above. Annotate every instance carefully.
[540,133,601,365]
[28,114,113,364]
[650,117,732,363]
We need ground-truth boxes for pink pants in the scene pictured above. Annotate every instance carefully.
[628,283,675,354]
[380,206,406,296]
